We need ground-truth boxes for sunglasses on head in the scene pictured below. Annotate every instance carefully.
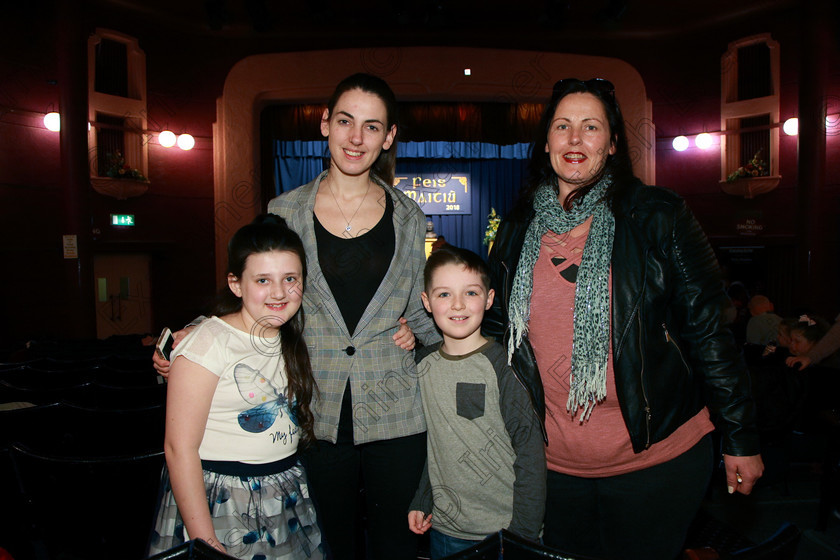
[552,78,615,97]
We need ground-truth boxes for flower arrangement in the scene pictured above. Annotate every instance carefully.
[483,208,501,246]
[726,149,768,183]
[104,151,147,181]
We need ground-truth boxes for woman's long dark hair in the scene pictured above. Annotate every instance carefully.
[518,78,636,212]
[325,72,399,186]
[216,213,317,445]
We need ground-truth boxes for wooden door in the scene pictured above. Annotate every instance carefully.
[93,254,152,339]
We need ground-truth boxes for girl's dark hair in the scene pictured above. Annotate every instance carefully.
[519,78,636,211]
[216,213,317,445]
[325,73,399,186]
[789,314,830,343]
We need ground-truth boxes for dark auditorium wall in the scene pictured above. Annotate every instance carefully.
[639,13,839,317]
[0,2,221,341]
[0,0,837,342]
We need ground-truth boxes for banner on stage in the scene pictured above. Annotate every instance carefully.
[394,174,470,215]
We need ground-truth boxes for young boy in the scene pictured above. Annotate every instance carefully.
[407,246,546,558]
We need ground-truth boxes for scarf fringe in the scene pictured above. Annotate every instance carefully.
[566,361,607,423]
[507,317,527,365]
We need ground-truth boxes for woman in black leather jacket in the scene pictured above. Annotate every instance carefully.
[484,78,763,560]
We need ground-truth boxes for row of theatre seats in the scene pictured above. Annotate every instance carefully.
[0,337,167,560]
[1,338,805,560]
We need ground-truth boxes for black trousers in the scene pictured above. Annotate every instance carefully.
[543,435,713,560]
[302,385,426,560]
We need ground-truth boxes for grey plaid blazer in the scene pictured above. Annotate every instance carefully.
[268,171,441,444]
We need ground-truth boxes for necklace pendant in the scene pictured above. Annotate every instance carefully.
[345,225,352,232]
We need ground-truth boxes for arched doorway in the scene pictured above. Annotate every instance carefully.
[213,47,653,281]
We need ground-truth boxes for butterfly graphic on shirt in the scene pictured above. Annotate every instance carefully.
[234,363,296,433]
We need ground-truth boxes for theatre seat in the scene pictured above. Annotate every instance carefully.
[146,539,235,559]
[1,397,166,559]
[0,401,164,456]
[10,443,165,560]
[426,530,605,559]
[63,381,167,410]
[727,523,800,559]
[682,518,800,560]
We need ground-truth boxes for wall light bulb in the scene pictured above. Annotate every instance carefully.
[783,118,798,136]
[44,112,61,131]
[695,133,713,150]
[158,130,177,147]
[672,136,689,152]
[177,133,195,150]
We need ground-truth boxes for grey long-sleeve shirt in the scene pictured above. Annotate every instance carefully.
[410,340,546,541]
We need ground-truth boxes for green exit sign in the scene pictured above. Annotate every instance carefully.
[111,214,135,226]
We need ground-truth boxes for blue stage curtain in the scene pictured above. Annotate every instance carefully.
[274,141,530,258]
[274,140,329,194]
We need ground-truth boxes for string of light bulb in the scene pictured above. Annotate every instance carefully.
[669,116,837,151]
[42,112,198,151]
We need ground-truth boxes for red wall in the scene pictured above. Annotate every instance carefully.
[1,2,837,342]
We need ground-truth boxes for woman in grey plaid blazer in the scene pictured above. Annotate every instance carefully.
[268,74,441,560]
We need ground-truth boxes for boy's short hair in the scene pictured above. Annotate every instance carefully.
[424,245,491,293]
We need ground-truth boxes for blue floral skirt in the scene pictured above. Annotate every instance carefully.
[148,457,324,560]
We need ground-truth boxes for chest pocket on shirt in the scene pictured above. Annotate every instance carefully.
[456,382,485,420]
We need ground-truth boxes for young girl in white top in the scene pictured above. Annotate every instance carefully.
[148,214,323,559]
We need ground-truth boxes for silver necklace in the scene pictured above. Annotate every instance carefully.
[327,179,371,233]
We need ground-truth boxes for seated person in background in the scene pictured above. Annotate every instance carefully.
[746,295,782,346]
[787,312,840,371]
[745,315,795,368]
[787,315,830,359]
[746,318,808,436]
[748,315,833,438]
[786,315,836,430]
[408,246,546,559]
[760,316,800,360]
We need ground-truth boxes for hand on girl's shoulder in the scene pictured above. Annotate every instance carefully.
[152,325,195,377]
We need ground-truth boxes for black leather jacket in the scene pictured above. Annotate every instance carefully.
[484,180,759,456]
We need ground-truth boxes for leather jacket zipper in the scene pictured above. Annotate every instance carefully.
[639,312,652,449]
[501,261,511,311]
[501,260,514,351]
[662,322,691,375]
